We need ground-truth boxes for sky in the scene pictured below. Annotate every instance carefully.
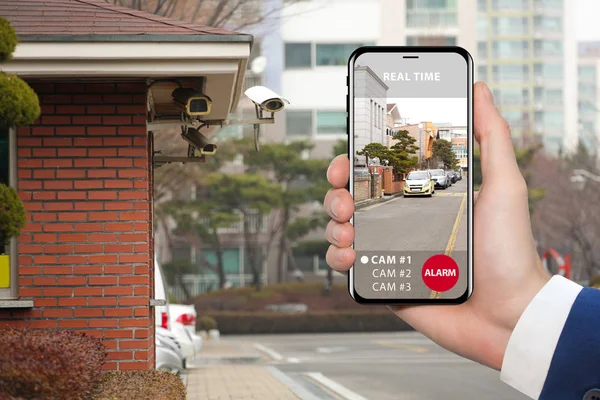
[577,0,600,40]
[389,98,467,126]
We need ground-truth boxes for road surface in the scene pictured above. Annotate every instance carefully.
[244,332,529,400]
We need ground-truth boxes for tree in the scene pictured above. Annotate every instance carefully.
[0,184,26,253]
[357,130,419,174]
[431,139,458,170]
[356,143,389,165]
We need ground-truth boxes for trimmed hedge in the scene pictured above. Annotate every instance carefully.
[203,310,413,334]
[92,371,186,400]
[0,17,17,62]
[0,73,41,127]
[0,327,106,400]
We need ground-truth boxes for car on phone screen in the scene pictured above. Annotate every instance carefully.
[403,170,435,197]
[428,169,449,189]
[446,170,457,184]
[455,169,462,180]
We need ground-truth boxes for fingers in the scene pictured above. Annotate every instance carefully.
[473,82,524,190]
[325,220,354,248]
[326,244,355,272]
[324,188,354,223]
[327,154,350,189]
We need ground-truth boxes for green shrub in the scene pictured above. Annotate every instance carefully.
[198,315,218,331]
[0,183,27,250]
[0,18,17,62]
[0,327,107,400]
[92,371,186,400]
[0,73,41,127]
[204,310,412,335]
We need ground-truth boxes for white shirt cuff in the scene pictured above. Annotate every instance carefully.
[500,275,583,399]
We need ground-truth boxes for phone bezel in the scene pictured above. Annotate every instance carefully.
[347,46,474,305]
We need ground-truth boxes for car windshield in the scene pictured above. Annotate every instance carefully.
[407,172,428,180]
[431,170,445,177]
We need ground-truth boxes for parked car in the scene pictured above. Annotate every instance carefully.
[446,170,457,184]
[155,258,196,363]
[428,169,449,189]
[169,303,203,356]
[155,330,185,375]
[455,169,463,180]
[403,170,435,197]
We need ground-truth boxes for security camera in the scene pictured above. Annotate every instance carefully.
[245,86,289,113]
[172,87,212,117]
[181,127,217,155]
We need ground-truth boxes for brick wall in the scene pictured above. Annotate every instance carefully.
[0,80,155,371]
[354,176,371,202]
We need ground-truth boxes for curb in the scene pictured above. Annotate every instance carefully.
[265,366,324,400]
[355,193,403,210]
[190,355,262,365]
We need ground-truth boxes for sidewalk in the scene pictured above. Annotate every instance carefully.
[185,339,301,400]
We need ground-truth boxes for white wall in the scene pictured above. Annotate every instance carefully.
[354,68,388,155]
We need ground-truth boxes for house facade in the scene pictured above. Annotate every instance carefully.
[0,0,251,371]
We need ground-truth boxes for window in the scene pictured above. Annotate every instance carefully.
[493,41,529,58]
[198,248,241,275]
[492,65,529,81]
[534,40,562,57]
[317,111,346,135]
[0,126,16,298]
[492,17,528,35]
[534,63,563,79]
[477,65,487,81]
[535,111,563,127]
[477,18,487,38]
[285,43,311,68]
[492,0,529,10]
[493,87,529,105]
[286,110,313,136]
[406,36,456,46]
[478,41,487,59]
[406,0,457,27]
[579,66,596,82]
[534,16,562,34]
[316,44,364,66]
[534,88,563,105]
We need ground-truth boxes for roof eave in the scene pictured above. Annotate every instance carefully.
[17,33,254,43]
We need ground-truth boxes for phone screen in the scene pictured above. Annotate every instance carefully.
[348,47,473,304]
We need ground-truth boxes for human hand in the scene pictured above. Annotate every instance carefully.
[323,82,550,371]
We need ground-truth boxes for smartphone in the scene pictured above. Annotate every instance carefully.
[347,46,473,305]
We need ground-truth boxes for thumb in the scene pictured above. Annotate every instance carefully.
[474,82,523,189]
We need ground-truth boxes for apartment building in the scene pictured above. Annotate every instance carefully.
[476,0,578,155]
[578,41,600,163]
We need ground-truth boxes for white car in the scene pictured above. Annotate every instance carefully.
[154,257,196,362]
[169,303,203,356]
[156,326,185,374]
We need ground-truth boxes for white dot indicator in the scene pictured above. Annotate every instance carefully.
[360,256,369,264]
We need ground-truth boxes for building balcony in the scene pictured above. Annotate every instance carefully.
[406,9,457,28]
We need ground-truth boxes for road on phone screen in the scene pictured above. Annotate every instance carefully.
[232,332,529,400]
[354,178,468,298]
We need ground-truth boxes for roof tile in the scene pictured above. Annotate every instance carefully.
[0,0,245,37]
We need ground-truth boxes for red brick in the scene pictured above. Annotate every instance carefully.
[59,297,87,306]
[105,202,133,210]
[120,212,147,221]
[44,223,73,232]
[119,191,147,200]
[22,202,43,211]
[75,181,103,190]
[134,181,148,190]
[33,148,56,157]
[33,277,56,286]
[104,158,132,168]
[29,320,58,329]
[20,288,43,296]
[88,169,116,178]
[102,362,118,371]
[118,148,146,157]
[44,181,73,191]
[57,277,87,286]
[74,266,103,275]
[22,223,43,233]
[43,137,73,147]
[88,191,117,200]
[105,330,133,339]
[103,94,132,104]
[103,116,132,125]
[34,234,57,242]
[58,255,88,264]
[55,105,85,114]
[87,105,116,114]
[117,105,145,114]
[73,223,102,232]
[134,308,149,317]
[73,94,102,104]
[34,255,57,264]
[89,233,117,242]
[74,159,103,168]
[105,223,133,232]
[104,245,132,254]
[89,276,117,286]
[104,180,133,189]
[44,244,73,254]
[20,266,42,275]
[134,329,150,339]
[88,126,116,135]
[42,115,71,125]
[103,340,118,349]
[133,286,149,296]
[19,137,42,146]
[58,191,87,200]
[103,138,132,146]
[60,83,86,93]
[74,308,103,318]
[59,320,89,328]
[20,245,43,253]
[44,266,73,274]
[43,159,73,169]
[75,244,103,253]
[43,94,71,104]
[34,298,57,307]
[19,159,43,168]
[119,297,147,306]
[55,126,85,136]
[56,169,86,179]
[104,308,132,317]
[44,288,73,296]
[119,276,148,285]
[89,319,118,328]
[58,148,87,157]
[86,83,117,93]
[89,297,118,306]
[74,287,102,296]
[74,137,103,147]
[33,191,56,199]
[107,351,133,361]
[44,203,73,211]
[105,287,132,296]
[117,83,146,93]
[72,115,101,125]
[89,212,118,221]
[31,126,54,136]
[88,148,117,157]
[119,341,147,350]
[19,181,43,190]
[58,212,87,221]
[118,170,146,178]
[44,309,73,318]
[74,202,103,211]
